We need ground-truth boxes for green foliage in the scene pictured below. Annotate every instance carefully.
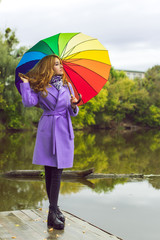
[4,28,19,54]
[144,65,160,107]
[72,83,108,128]
[103,65,160,127]
[145,65,160,83]
[0,28,34,130]
[0,37,17,83]
[131,65,160,126]
[106,77,136,120]
[144,105,160,127]
[0,82,6,109]
[5,104,23,129]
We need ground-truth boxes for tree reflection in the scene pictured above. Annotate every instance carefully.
[73,129,160,175]
[1,129,160,211]
[0,131,43,172]
[0,176,128,211]
[1,129,160,175]
[60,178,127,194]
[148,178,160,190]
[0,178,46,211]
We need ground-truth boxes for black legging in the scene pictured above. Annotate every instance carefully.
[44,166,63,212]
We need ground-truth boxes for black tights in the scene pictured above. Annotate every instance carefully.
[44,166,63,212]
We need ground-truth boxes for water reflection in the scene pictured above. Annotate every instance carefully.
[59,180,160,240]
[74,129,160,175]
[0,131,41,172]
[1,129,160,211]
[1,129,160,175]
[0,178,46,211]
[1,129,160,240]
[0,175,128,212]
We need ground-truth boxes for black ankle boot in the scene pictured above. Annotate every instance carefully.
[47,210,64,230]
[56,206,65,223]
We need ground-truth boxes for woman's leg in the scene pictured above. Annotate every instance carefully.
[44,166,63,211]
[44,166,64,229]
[49,167,63,211]
[44,166,52,200]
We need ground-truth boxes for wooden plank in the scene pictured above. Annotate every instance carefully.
[15,209,66,239]
[0,211,27,240]
[0,211,43,240]
[34,209,95,240]
[0,209,122,240]
[34,208,121,240]
[33,208,48,220]
[0,220,13,240]
[14,210,48,238]
[63,211,121,240]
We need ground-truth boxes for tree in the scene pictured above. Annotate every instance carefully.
[71,82,108,129]
[4,28,19,54]
[0,28,31,129]
[144,65,160,107]
[131,65,160,127]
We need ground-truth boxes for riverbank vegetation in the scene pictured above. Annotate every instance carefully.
[0,28,160,131]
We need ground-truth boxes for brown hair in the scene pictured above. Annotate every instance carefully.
[22,55,68,97]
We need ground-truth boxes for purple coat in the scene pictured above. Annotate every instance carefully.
[20,82,79,169]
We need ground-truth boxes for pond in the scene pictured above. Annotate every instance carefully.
[1,129,160,240]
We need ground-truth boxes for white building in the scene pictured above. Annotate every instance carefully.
[116,70,145,80]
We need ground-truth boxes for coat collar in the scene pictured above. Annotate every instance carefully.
[47,84,67,98]
[59,84,68,95]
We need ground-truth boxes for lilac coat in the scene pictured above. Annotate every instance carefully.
[20,82,79,169]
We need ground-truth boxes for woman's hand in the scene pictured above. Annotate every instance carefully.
[19,73,29,83]
[20,76,28,83]
[70,95,78,108]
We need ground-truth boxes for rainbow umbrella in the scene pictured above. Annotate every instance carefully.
[15,32,111,105]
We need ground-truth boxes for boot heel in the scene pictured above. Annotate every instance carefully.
[56,206,65,223]
[47,210,64,230]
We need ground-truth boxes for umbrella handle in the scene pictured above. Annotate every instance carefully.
[71,93,82,105]
[68,82,82,105]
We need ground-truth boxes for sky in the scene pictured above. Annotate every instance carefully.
[0,0,160,71]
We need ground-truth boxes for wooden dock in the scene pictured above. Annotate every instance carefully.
[0,208,122,240]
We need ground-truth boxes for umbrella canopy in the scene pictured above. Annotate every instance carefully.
[15,32,111,105]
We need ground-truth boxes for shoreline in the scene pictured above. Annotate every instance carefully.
[0,121,155,133]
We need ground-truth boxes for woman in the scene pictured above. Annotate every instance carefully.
[19,55,79,230]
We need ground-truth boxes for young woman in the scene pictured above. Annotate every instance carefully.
[19,55,79,230]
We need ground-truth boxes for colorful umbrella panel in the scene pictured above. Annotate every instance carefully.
[15,32,111,105]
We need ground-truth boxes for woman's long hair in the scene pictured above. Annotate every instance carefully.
[22,55,68,97]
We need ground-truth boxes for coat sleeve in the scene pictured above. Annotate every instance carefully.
[68,83,79,117]
[20,82,39,107]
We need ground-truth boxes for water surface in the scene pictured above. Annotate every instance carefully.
[1,129,160,240]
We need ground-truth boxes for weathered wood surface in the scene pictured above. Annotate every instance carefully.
[1,168,94,179]
[2,168,159,180]
[0,208,122,240]
[87,173,144,179]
